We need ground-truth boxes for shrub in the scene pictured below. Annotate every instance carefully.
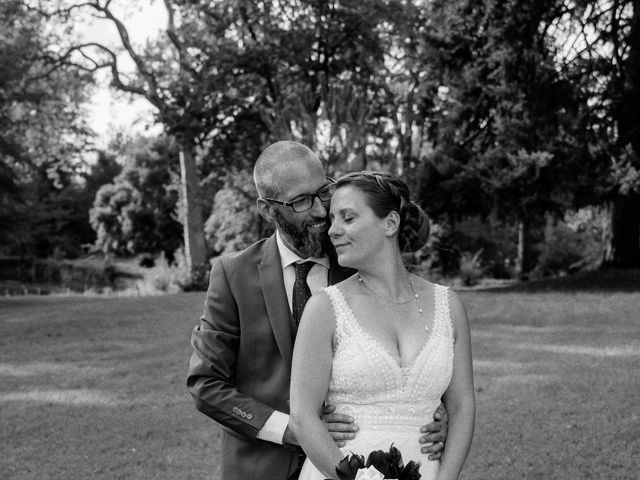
[532,209,606,278]
[458,249,485,286]
[427,216,517,280]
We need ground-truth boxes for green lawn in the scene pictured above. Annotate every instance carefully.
[1,288,638,479]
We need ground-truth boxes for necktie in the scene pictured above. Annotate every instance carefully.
[293,261,314,325]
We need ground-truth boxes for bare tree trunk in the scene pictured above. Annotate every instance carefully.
[179,145,207,276]
[604,0,640,267]
[603,193,640,268]
[515,213,531,281]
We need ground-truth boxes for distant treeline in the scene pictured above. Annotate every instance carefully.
[1,0,639,284]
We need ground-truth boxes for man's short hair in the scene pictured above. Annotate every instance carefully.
[253,141,319,199]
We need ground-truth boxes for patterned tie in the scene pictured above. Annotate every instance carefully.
[293,261,314,325]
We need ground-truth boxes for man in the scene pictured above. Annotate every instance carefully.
[187,141,447,480]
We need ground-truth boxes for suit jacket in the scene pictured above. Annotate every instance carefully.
[187,234,353,480]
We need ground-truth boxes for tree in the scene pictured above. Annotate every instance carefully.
[36,0,425,262]
[560,0,640,267]
[1,0,94,258]
[204,169,272,255]
[89,135,182,259]
[214,0,407,173]
[415,0,587,279]
[37,0,256,275]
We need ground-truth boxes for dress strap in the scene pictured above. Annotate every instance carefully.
[433,284,454,340]
[323,285,353,347]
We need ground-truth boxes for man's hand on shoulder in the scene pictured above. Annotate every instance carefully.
[320,404,359,447]
[419,402,448,460]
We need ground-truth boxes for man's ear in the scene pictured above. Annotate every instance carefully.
[256,198,273,222]
[384,210,401,237]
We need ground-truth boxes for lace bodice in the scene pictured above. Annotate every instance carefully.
[324,283,454,429]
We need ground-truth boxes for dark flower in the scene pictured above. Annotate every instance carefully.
[332,453,366,480]
[399,460,422,480]
[329,446,421,480]
[366,449,391,477]
[386,445,404,478]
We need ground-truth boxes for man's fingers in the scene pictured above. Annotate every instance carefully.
[420,431,445,444]
[420,440,444,451]
[326,422,359,433]
[427,452,442,461]
[320,404,336,415]
[322,413,355,424]
[329,431,357,442]
[420,422,441,434]
[420,441,444,456]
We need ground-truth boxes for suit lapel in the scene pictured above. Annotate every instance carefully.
[258,236,294,367]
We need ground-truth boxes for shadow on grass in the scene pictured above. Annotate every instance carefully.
[480,268,640,293]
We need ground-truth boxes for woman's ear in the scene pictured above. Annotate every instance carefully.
[256,198,274,222]
[384,210,401,237]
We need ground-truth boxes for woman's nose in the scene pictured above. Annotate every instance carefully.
[328,220,339,238]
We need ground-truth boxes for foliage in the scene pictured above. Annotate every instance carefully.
[533,223,586,279]
[557,0,640,266]
[204,170,272,255]
[458,249,486,287]
[427,216,517,280]
[0,0,95,258]
[409,0,593,278]
[89,135,182,259]
[11,0,640,274]
[134,253,184,295]
[533,208,608,278]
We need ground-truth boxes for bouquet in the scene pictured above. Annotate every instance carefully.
[328,445,421,480]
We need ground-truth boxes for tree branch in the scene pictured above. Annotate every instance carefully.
[84,1,163,109]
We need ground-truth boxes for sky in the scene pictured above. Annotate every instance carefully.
[76,1,168,146]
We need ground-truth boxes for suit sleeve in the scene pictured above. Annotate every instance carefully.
[186,257,276,441]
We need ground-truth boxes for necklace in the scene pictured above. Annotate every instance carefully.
[357,273,425,324]
[407,275,424,317]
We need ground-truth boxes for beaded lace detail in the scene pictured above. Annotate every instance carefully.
[324,283,454,429]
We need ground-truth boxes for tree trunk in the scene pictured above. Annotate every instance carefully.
[603,193,640,268]
[515,213,531,281]
[179,145,207,277]
[604,0,640,267]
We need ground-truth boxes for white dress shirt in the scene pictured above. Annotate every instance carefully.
[256,230,330,444]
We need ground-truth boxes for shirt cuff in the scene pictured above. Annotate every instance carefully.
[256,410,290,444]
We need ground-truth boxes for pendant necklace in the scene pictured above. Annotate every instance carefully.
[357,273,427,331]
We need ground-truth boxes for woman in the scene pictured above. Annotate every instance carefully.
[290,171,475,480]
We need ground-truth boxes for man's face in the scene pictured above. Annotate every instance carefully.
[273,207,331,258]
[267,160,332,258]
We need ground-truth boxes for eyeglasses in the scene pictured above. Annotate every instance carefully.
[263,178,336,213]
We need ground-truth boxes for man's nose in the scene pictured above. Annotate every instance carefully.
[309,196,328,218]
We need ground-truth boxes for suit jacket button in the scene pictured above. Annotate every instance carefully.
[246,413,253,420]
[240,412,247,418]
[232,407,240,414]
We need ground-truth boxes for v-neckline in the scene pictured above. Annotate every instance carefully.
[335,285,440,373]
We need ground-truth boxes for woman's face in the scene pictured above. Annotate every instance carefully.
[328,185,388,268]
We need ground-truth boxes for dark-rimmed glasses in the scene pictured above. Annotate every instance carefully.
[262,177,336,213]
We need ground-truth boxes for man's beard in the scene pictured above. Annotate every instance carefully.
[273,210,329,258]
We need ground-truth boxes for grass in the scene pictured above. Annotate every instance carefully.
[1,285,638,479]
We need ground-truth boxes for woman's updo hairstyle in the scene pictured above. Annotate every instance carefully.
[334,171,430,253]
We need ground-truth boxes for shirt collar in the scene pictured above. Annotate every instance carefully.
[275,230,330,269]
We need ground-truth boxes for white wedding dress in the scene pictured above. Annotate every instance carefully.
[299,283,454,480]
